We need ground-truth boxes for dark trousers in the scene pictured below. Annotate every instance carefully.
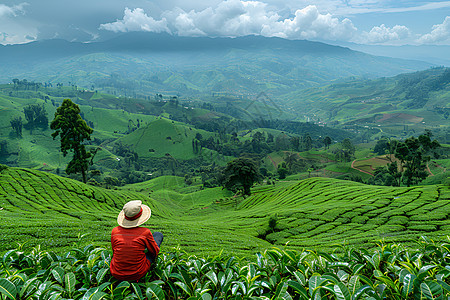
[146,232,163,264]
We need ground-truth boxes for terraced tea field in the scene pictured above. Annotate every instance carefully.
[0,165,449,258]
[239,179,449,249]
[352,156,391,175]
[0,166,148,252]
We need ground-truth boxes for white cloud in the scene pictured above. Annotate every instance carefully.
[99,1,357,41]
[0,30,37,45]
[264,5,356,40]
[0,3,37,45]
[306,0,450,16]
[0,3,27,18]
[358,24,410,44]
[378,1,450,14]
[98,7,170,33]
[173,12,206,36]
[417,16,450,44]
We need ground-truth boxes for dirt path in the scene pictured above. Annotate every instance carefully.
[351,160,374,176]
[428,161,449,176]
[267,155,277,168]
[426,163,434,176]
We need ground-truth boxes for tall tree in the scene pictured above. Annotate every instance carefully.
[50,99,93,183]
[342,138,355,154]
[275,133,290,151]
[0,141,7,156]
[394,135,440,186]
[284,152,299,173]
[333,138,355,162]
[323,136,332,149]
[303,134,312,151]
[23,104,48,133]
[387,161,402,187]
[251,131,269,154]
[277,163,288,179]
[223,158,260,195]
[374,138,389,155]
[10,116,23,137]
[290,136,300,151]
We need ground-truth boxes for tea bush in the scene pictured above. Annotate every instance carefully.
[1,167,449,257]
[1,236,450,299]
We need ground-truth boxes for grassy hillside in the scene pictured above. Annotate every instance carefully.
[0,87,223,172]
[1,82,447,188]
[287,67,450,138]
[0,85,356,175]
[0,166,146,251]
[118,118,212,160]
[0,92,64,168]
[1,165,448,258]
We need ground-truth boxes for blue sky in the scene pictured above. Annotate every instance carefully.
[0,0,449,45]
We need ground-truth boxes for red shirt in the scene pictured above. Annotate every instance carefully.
[110,226,160,281]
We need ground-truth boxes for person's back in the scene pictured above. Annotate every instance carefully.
[110,200,163,282]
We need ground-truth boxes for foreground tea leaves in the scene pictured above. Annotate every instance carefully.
[2,236,450,299]
[0,278,17,300]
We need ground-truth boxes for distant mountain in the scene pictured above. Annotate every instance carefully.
[331,42,450,67]
[0,33,433,99]
[0,33,389,62]
[284,67,450,139]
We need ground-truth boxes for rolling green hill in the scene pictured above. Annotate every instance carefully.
[1,78,447,189]
[0,84,355,175]
[287,67,450,138]
[118,118,212,160]
[0,89,160,169]
[1,165,448,257]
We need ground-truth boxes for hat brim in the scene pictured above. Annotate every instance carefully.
[117,204,151,228]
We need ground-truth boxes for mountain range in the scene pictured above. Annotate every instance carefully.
[0,33,433,100]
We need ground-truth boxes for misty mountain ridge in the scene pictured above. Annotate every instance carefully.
[331,42,450,67]
[0,33,356,61]
[0,32,433,99]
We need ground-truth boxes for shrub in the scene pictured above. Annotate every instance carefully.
[2,237,450,299]
[268,214,278,232]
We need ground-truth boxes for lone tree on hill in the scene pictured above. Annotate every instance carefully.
[51,99,93,183]
[0,140,7,156]
[10,116,23,137]
[223,157,260,196]
[334,138,355,162]
[323,136,332,149]
[23,104,48,134]
[374,137,390,155]
[394,134,440,186]
[284,152,299,173]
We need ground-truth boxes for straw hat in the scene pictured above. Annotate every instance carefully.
[117,200,151,228]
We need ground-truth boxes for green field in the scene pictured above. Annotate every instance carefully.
[118,118,214,160]
[1,165,448,258]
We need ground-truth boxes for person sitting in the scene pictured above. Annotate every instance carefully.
[110,200,163,282]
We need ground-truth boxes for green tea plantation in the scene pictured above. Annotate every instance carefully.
[1,164,450,298]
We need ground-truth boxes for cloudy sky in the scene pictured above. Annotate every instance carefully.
[0,0,449,46]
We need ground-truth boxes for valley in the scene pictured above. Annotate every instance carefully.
[0,31,449,299]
